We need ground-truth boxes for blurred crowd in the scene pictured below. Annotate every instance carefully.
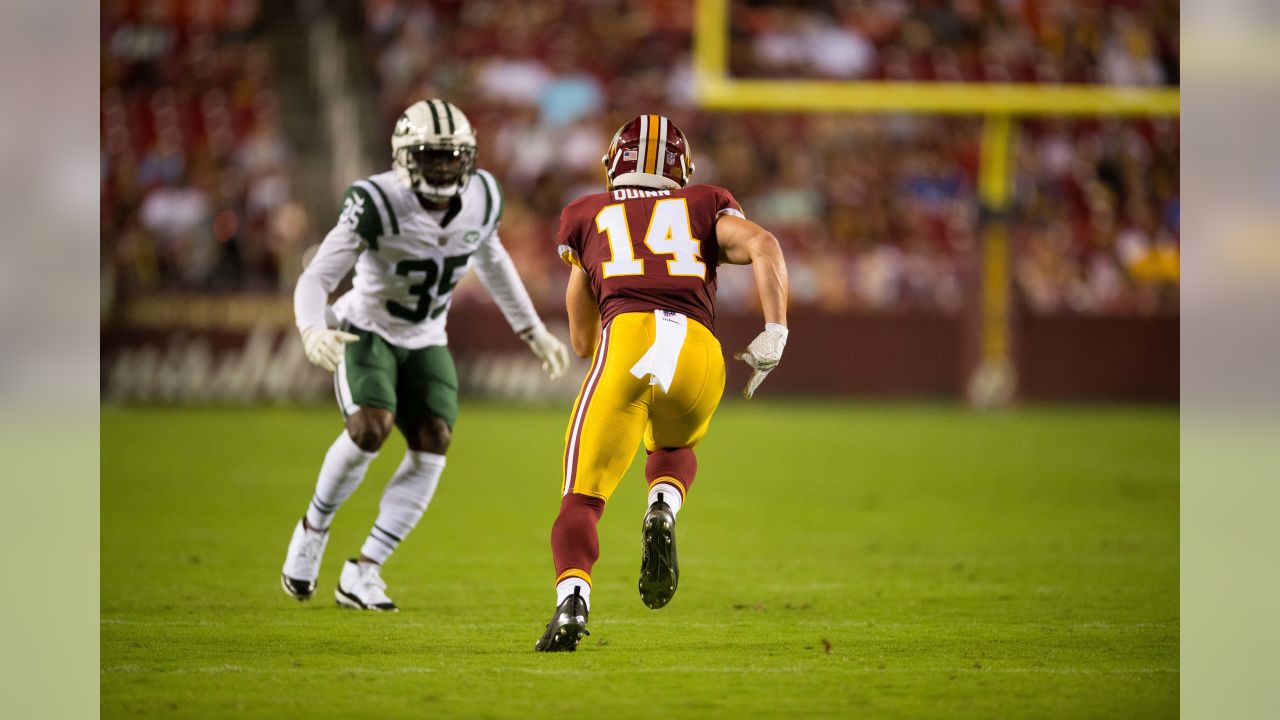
[101,0,307,305]
[366,0,1178,315]
[730,0,1178,86]
[101,0,1179,317]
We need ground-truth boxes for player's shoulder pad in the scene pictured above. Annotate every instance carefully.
[556,193,607,237]
[686,183,745,220]
[474,168,504,227]
[560,191,609,219]
[556,194,604,269]
[341,176,401,247]
[686,182,734,199]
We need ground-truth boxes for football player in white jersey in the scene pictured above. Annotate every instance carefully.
[281,99,569,610]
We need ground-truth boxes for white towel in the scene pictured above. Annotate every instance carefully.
[629,310,688,394]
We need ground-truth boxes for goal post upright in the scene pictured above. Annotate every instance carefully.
[691,0,1180,406]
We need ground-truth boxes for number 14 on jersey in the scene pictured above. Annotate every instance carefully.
[597,198,706,279]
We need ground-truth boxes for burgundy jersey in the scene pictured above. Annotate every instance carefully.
[556,184,744,332]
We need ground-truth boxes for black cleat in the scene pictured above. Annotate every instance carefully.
[334,559,398,612]
[638,496,679,609]
[535,587,590,652]
[280,574,316,600]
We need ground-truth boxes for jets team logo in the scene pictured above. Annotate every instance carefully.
[394,113,413,136]
[464,231,480,243]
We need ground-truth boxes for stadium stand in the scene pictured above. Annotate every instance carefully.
[100,0,1178,318]
[362,0,1178,316]
[101,0,306,306]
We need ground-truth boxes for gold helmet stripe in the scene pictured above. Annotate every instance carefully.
[656,116,669,176]
[644,114,662,174]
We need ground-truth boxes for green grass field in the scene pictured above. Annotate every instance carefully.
[101,402,1178,718]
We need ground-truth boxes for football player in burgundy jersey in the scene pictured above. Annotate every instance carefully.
[535,114,791,651]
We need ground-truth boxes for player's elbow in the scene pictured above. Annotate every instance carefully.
[748,230,782,261]
[723,228,783,266]
[570,333,596,359]
[293,270,324,300]
[568,320,599,358]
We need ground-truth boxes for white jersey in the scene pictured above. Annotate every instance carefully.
[295,168,543,349]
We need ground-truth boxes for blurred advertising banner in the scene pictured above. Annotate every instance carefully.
[103,295,329,405]
[101,295,585,406]
[101,295,1176,405]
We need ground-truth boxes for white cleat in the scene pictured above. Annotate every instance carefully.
[335,560,398,611]
[281,518,329,600]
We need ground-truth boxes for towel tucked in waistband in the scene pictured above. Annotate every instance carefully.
[629,310,688,394]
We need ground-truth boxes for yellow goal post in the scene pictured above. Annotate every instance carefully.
[691,0,1180,405]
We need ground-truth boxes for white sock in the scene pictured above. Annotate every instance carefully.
[556,577,591,611]
[304,431,378,531]
[648,482,683,516]
[359,450,446,564]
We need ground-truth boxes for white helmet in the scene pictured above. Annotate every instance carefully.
[391,99,478,200]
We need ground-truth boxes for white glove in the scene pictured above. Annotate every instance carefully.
[521,324,570,380]
[300,326,359,372]
[733,323,789,399]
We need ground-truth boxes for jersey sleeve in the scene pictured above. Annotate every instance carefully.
[294,223,364,332]
[472,233,542,334]
[711,186,745,220]
[337,184,385,247]
[555,201,584,269]
[475,169,505,239]
[702,186,744,268]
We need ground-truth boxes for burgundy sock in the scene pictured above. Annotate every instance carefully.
[645,447,697,496]
[551,493,606,580]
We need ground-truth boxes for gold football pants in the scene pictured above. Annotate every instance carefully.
[561,311,726,500]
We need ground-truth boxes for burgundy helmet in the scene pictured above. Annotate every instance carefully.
[602,114,694,190]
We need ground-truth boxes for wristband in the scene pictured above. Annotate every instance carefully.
[764,322,789,338]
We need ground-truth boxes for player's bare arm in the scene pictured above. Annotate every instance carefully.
[715,214,791,398]
[716,214,789,327]
[565,265,601,358]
